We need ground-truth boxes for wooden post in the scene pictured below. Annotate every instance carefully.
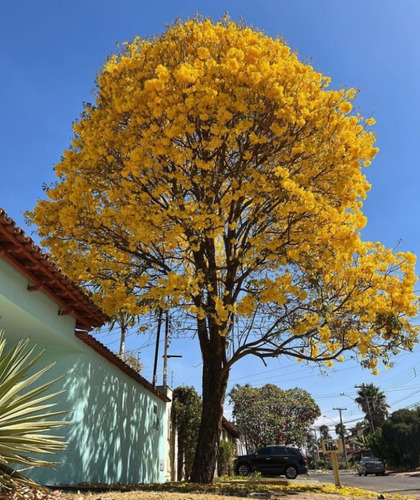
[321,438,342,488]
[331,451,341,487]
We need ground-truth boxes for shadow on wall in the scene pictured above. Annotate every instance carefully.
[28,352,165,486]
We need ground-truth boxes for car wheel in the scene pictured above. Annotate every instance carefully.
[237,463,251,476]
[284,465,298,479]
[358,472,362,476]
[364,471,368,476]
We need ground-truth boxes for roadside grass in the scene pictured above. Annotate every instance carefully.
[5,474,417,500]
[65,477,415,500]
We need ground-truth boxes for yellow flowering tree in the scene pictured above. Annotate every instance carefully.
[29,17,419,483]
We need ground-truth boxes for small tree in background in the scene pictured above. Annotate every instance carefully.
[171,386,202,480]
[107,310,139,357]
[306,429,320,469]
[379,408,420,468]
[335,422,347,441]
[0,330,68,496]
[319,425,332,440]
[217,440,234,477]
[229,383,320,450]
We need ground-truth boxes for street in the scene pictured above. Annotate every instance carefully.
[307,471,420,497]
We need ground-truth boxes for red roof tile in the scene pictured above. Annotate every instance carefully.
[76,332,170,402]
[0,208,169,402]
[0,208,108,330]
[222,417,240,438]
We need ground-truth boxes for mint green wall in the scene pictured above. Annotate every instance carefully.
[27,347,167,485]
[0,259,77,345]
[0,258,167,485]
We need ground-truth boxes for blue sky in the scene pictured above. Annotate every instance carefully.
[2,0,420,433]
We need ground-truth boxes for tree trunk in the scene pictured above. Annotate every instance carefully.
[177,444,184,481]
[189,342,229,483]
[119,322,127,357]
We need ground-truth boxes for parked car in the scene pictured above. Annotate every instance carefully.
[357,456,386,476]
[234,445,308,479]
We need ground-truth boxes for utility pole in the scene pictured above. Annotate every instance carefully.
[152,309,163,387]
[312,427,320,470]
[333,407,348,468]
[163,311,169,387]
[162,311,182,388]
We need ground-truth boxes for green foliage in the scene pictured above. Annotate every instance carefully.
[0,330,68,495]
[335,422,347,440]
[172,386,202,480]
[229,383,320,449]
[354,407,420,469]
[353,433,371,453]
[363,428,383,459]
[305,429,319,468]
[379,408,420,468]
[355,383,389,431]
[217,440,234,476]
[319,425,331,440]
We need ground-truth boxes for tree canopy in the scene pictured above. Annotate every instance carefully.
[367,408,420,468]
[319,425,332,440]
[355,383,390,431]
[29,17,419,482]
[229,383,320,450]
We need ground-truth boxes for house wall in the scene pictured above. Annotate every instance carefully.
[0,258,167,485]
[157,386,176,482]
[220,427,247,458]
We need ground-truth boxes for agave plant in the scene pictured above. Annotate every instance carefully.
[0,329,68,496]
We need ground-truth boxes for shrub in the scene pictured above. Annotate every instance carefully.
[0,330,68,496]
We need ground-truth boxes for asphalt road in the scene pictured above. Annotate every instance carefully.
[307,471,420,497]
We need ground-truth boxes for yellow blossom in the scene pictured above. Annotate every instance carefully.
[339,101,353,114]
[28,16,418,395]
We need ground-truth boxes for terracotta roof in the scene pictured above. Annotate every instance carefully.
[222,417,240,438]
[0,208,108,331]
[76,332,170,402]
[0,208,169,402]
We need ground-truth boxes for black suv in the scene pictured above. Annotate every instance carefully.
[234,445,308,479]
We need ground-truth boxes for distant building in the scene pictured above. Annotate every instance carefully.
[221,417,247,457]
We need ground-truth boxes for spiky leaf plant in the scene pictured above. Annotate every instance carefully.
[0,329,68,496]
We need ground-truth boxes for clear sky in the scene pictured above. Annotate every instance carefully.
[2,0,420,434]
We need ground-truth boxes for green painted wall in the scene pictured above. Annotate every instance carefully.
[0,258,167,485]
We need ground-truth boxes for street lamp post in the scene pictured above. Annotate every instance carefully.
[311,427,321,470]
[333,407,348,468]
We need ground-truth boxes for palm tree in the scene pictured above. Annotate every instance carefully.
[355,383,389,431]
[335,422,347,441]
[319,424,331,440]
[0,330,68,495]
